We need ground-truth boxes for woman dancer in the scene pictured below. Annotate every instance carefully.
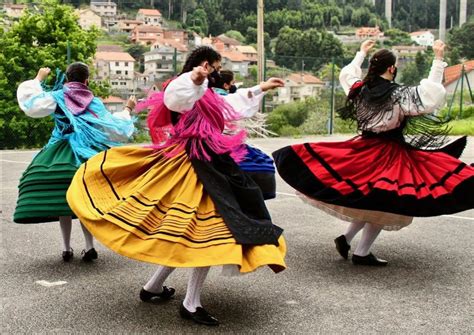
[14,63,135,262]
[212,69,280,199]
[66,47,286,325]
[273,40,473,266]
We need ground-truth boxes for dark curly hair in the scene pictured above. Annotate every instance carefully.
[180,46,221,75]
[66,62,89,83]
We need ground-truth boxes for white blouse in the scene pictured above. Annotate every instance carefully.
[339,51,447,132]
[17,79,132,121]
[163,71,265,120]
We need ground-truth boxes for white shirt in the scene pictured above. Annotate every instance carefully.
[339,51,447,132]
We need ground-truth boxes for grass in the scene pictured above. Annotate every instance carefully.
[447,116,474,136]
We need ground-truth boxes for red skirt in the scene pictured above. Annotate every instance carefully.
[272,136,474,217]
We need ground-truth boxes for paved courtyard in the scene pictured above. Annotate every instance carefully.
[1,136,473,333]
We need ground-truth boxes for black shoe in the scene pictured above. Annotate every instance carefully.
[81,248,98,262]
[179,303,219,326]
[334,235,350,260]
[62,249,74,262]
[140,286,175,303]
[352,253,388,266]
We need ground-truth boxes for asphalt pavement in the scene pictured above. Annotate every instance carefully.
[1,136,473,334]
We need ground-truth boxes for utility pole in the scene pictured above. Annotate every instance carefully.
[460,0,467,26]
[257,0,265,84]
[439,0,447,41]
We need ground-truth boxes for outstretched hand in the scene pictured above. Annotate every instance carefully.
[35,67,51,82]
[432,40,445,60]
[126,95,137,111]
[360,40,376,55]
[191,62,209,86]
[260,77,285,92]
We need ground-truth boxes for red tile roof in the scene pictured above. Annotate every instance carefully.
[138,9,162,16]
[287,73,324,85]
[95,51,135,62]
[102,96,126,104]
[444,60,474,86]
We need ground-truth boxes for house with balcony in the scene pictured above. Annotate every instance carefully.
[94,51,136,92]
[130,25,164,45]
[144,46,185,81]
[355,26,384,39]
[118,19,143,33]
[136,8,163,26]
[410,30,434,47]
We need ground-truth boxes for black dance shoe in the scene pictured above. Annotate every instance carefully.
[334,235,350,260]
[179,303,219,326]
[62,249,74,262]
[140,286,176,303]
[352,253,388,266]
[81,248,98,262]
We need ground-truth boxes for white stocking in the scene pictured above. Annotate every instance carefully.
[353,223,383,256]
[343,221,366,244]
[143,266,176,293]
[183,267,210,312]
[59,216,72,252]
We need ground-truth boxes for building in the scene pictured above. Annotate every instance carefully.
[94,51,136,92]
[136,8,163,26]
[443,60,474,94]
[275,72,324,104]
[130,26,164,45]
[144,46,185,81]
[4,4,26,18]
[90,1,117,18]
[75,8,102,30]
[151,39,188,54]
[355,26,384,39]
[163,29,188,45]
[392,45,427,56]
[410,30,435,47]
[102,96,126,113]
[118,19,143,33]
[214,34,242,50]
[221,51,250,77]
[97,44,123,52]
[235,45,258,63]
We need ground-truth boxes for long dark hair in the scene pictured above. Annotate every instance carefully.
[363,49,396,84]
[214,69,234,89]
[180,46,221,75]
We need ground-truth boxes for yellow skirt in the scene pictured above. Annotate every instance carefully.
[67,145,286,273]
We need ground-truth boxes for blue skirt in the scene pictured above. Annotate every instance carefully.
[239,145,276,200]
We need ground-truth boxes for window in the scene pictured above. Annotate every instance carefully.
[157,64,162,69]
[115,62,119,66]
[112,81,118,85]
[125,71,128,75]
[162,56,166,60]
[116,70,121,74]
[121,82,126,86]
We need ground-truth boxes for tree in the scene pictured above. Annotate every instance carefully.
[0,0,99,149]
[225,30,245,43]
[185,7,208,35]
[400,51,431,85]
[448,22,474,60]
[384,28,413,47]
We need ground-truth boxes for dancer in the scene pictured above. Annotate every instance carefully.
[66,47,286,325]
[273,39,473,266]
[212,69,282,199]
[14,63,135,262]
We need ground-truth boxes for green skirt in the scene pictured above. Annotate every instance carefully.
[13,140,80,223]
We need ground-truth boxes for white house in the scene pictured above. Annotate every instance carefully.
[75,8,102,30]
[94,51,135,92]
[136,8,163,26]
[102,96,126,113]
[410,30,434,47]
[275,73,324,104]
[144,46,185,81]
[90,1,117,17]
